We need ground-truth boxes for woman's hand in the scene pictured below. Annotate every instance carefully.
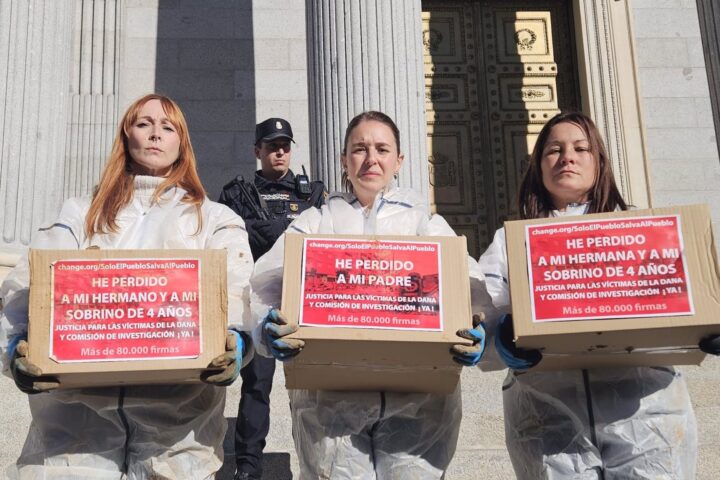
[263,309,305,361]
[201,330,246,386]
[495,314,542,370]
[8,336,60,394]
[451,314,486,367]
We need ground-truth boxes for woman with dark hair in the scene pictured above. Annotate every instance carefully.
[517,112,627,219]
[0,94,254,478]
[478,111,700,479]
[250,111,487,479]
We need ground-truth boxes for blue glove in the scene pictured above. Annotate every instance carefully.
[7,333,25,360]
[495,314,542,370]
[699,335,720,355]
[8,334,60,394]
[201,329,245,386]
[263,308,305,361]
[451,314,486,366]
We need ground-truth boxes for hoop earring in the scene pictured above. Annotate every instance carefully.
[341,170,354,193]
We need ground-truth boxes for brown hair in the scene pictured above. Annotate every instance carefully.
[517,111,627,219]
[341,111,401,193]
[84,94,206,239]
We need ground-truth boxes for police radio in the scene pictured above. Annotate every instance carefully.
[295,165,313,198]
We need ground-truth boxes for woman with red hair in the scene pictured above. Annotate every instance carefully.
[0,94,254,478]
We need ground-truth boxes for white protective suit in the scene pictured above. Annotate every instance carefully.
[478,204,697,480]
[0,176,255,479]
[250,187,485,480]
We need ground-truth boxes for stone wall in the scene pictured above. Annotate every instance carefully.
[123,0,311,198]
[632,0,720,231]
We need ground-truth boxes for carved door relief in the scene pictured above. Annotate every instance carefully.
[422,0,580,257]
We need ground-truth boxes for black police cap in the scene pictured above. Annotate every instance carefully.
[255,118,295,144]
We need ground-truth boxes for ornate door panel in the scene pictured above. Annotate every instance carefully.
[423,0,580,257]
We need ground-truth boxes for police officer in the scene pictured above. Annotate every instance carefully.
[218,117,325,480]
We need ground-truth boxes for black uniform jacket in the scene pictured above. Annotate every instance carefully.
[218,170,325,260]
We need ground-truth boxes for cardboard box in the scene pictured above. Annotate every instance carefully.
[28,249,227,388]
[281,234,473,394]
[505,204,720,370]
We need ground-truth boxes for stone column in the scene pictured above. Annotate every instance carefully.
[306,0,428,198]
[64,0,122,199]
[697,0,720,155]
[573,0,651,207]
[0,0,74,256]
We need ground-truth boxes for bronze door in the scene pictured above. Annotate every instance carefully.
[423,0,581,257]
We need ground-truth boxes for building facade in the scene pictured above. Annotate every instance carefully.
[1,0,719,477]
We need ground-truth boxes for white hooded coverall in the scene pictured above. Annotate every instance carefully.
[478,205,697,480]
[250,187,485,480]
[0,176,255,479]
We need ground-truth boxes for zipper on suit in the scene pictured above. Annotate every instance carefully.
[368,391,387,470]
[582,369,605,479]
[118,386,131,473]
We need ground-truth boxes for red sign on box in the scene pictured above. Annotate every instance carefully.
[526,215,694,322]
[50,258,202,362]
[300,238,443,331]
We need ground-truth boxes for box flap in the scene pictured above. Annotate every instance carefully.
[28,249,227,386]
[281,234,471,393]
[505,205,720,359]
